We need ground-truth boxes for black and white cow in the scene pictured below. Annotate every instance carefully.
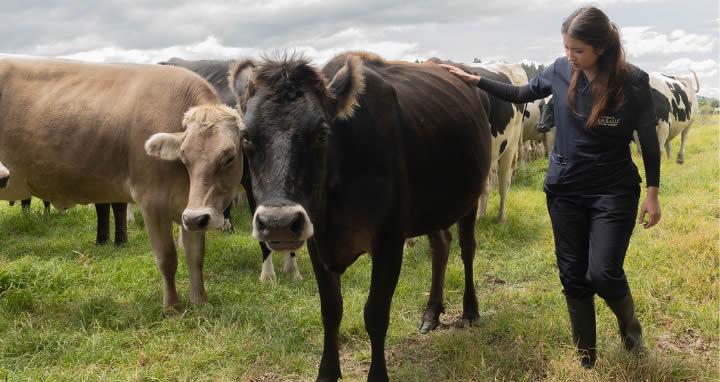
[520,97,556,164]
[643,70,699,164]
[429,59,525,223]
[159,57,301,282]
[470,63,526,223]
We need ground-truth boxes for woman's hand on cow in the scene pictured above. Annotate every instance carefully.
[638,186,661,229]
[438,64,481,86]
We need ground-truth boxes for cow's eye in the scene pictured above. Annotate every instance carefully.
[222,156,235,168]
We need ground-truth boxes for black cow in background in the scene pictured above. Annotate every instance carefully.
[159,57,300,282]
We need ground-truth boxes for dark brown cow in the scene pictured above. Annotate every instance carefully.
[231,52,491,381]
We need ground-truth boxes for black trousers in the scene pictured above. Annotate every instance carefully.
[546,187,640,300]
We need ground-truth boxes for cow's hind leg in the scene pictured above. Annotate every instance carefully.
[419,228,451,334]
[21,198,31,212]
[142,208,180,312]
[677,126,690,164]
[496,146,517,223]
[112,202,128,245]
[458,204,480,324]
[181,228,208,305]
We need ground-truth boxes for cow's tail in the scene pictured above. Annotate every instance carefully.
[689,68,700,94]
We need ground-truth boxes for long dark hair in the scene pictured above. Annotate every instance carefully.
[562,6,628,127]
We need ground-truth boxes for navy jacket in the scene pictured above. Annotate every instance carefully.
[477,57,660,194]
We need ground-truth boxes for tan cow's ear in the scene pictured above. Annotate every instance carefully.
[327,55,365,120]
[145,132,186,161]
[229,59,257,111]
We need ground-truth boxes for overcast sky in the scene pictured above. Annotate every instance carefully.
[2,0,718,97]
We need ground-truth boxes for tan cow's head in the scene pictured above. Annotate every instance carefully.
[145,104,244,231]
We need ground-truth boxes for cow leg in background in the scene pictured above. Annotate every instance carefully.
[222,205,234,232]
[283,252,302,280]
[476,177,490,218]
[365,233,404,381]
[676,126,690,164]
[309,240,343,381]
[21,198,31,212]
[243,170,300,282]
[656,122,670,161]
[126,204,135,224]
[496,143,518,223]
[181,228,208,305]
[142,208,180,312]
[458,204,480,324]
[42,200,50,213]
[95,203,111,245]
[111,202,128,245]
[419,228,452,334]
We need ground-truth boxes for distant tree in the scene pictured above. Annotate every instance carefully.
[415,58,420,64]
[473,58,482,63]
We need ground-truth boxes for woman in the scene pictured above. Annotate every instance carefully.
[441,6,661,368]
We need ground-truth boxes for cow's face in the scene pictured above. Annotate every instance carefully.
[0,161,9,188]
[145,104,244,231]
[537,97,555,133]
[229,55,364,252]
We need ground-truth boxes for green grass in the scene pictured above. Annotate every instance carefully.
[1,115,718,381]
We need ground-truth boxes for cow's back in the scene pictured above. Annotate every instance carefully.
[335,56,492,235]
[0,58,218,205]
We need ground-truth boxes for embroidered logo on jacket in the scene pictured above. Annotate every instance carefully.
[597,115,620,127]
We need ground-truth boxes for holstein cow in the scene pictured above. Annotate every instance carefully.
[0,58,245,311]
[429,59,525,223]
[230,52,491,381]
[159,57,301,281]
[520,97,556,164]
[642,71,699,164]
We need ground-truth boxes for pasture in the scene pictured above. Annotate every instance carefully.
[1,115,717,381]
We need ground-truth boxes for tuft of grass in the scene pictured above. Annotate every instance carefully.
[1,115,718,381]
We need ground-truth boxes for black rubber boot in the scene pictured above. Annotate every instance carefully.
[566,296,597,368]
[605,292,643,352]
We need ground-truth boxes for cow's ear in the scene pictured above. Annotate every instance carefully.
[327,56,365,120]
[145,132,186,160]
[229,60,257,111]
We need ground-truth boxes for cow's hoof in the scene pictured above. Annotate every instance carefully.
[190,293,208,306]
[676,159,684,165]
[162,304,182,317]
[259,271,277,284]
[461,313,481,327]
[419,318,440,334]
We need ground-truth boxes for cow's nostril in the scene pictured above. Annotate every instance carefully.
[289,212,304,235]
[256,215,267,231]
[197,214,210,229]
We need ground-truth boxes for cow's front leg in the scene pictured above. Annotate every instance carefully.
[309,241,343,382]
[366,233,404,382]
[181,228,207,305]
[142,208,179,312]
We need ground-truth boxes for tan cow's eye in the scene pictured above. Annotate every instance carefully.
[222,156,235,168]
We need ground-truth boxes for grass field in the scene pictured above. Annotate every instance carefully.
[1,115,717,381]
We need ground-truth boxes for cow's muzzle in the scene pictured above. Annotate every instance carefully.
[253,204,314,252]
[0,175,8,189]
[182,207,224,232]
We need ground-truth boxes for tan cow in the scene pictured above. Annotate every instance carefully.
[0,58,245,311]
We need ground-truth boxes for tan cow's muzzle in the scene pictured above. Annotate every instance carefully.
[182,207,224,231]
